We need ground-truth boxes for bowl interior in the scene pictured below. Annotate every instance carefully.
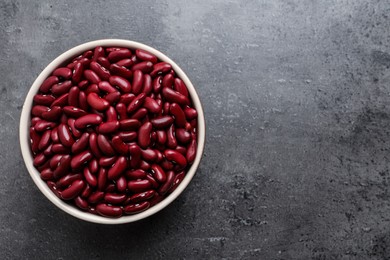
[20,39,205,224]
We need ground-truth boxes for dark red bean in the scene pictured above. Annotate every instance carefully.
[50,127,59,143]
[105,91,121,105]
[186,138,197,164]
[88,191,105,204]
[33,153,47,167]
[47,181,62,198]
[158,170,175,195]
[82,50,93,59]
[51,143,70,154]
[97,134,115,156]
[40,168,54,181]
[56,173,83,188]
[141,149,157,162]
[78,91,88,111]
[175,128,191,144]
[88,159,99,174]
[126,169,146,180]
[127,93,146,114]
[141,75,152,96]
[136,49,157,63]
[131,61,154,73]
[162,87,189,106]
[167,124,177,148]
[50,154,63,170]
[105,106,118,122]
[138,122,152,149]
[131,190,156,203]
[38,129,51,151]
[96,204,122,218]
[71,132,90,154]
[58,123,74,147]
[139,160,151,171]
[68,86,80,107]
[32,105,50,117]
[51,93,69,107]
[150,62,172,77]
[144,97,161,114]
[162,73,174,89]
[151,164,167,183]
[104,193,126,204]
[40,76,59,93]
[51,80,73,96]
[108,49,132,63]
[90,61,111,81]
[118,93,135,105]
[119,119,141,131]
[98,81,117,93]
[92,46,105,62]
[97,168,108,191]
[71,150,93,169]
[164,149,187,169]
[84,70,101,84]
[149,194,164,207]
[176,145,187,155]
[97,56,111,70]
[150,116,174,129]
[127,179,151,193]
[129,144,141,168]
[87,92,109,111]
[60,180,85,200]
[43,143,53,156]
[98,121,120,134]
[116,58,134,67]
[83,166,98,187]
[41,106,62,122]
[67,118,82,138]
[72,63,83,83]
[109,75,131,93]
[170,103,187,128]
[33,94,56,106]
[167,171,185,194]
[118,131,137,142]
[111,136,129,155]
[173,78,189,97]
[115,176,127,193]
[160,159,174,170]
[74,114,103,129]
[124,201,150,215]
[156,130,167,145]
[89,133,103,158]
[74,196,89,210]
[130,108,148,120]
[63,106,87,118]
[153,76,163,93]
[163,102,170,115]
[132,70,144,95]
[155,150,163,162]
[34,120,56,132]
[77,80,89,90]
[107,156,127,180]
[110,63,132,78]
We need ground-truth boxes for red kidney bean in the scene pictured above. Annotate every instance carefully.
[92,46,105,61]
[138,122,152,149]
[74,114,103,129]
[129,70,143,95]
[126,169,146,180]
[162,87,189,106]
[170,103,187,128]
[127,93,146,114]
[98,81,117,93]
[82,50,93,59]
[53,67,72,80]
[78,80,89,90]
[150,116,174,129]
[108,49,132,63]
[60,113,68,124]
[150,62,172,77]
[97,168,108,191]
[89,133,103,158]
[173,78,189,97]
[115,176,126,193]
[105,91,121,105]
[141,149,157,162]
[119,119,141,131]
[47,181,62,198]
[162,102,170,115]
[43,143,53,156]
[97,134,115,156]
[40,76,59,93]
[31,118,40,126]
[107,156,127,180]
[71,132,89,154]
[96,56,111,71]
[116,58,134,67]
[33,94,56,106]
[116,94,134,106]
[51,93,69,107]
[71,150,93,169]
[72,63,83,83]
[32,105,50,117]
[97,121,120,134]
[85,84,100,97]
[130,108,148,120]
[110,63,133,78]
[40,168,54,181]
[175,128,191,144]
[129,144,141,168]
[56,173,82,188]
[118,131,137,142]
[90,61,111,81]
[150,164,167,183]
[131,190,156,204]
[164,149,187,169]
[166,124,177,149]
[88,159,99,174]
[57,123,74,147]
[152,76,163,93]
[50,154,63,170]
[127,179,151,193]
[176,145,187,155]
[111,136,129,155]
[115,103,128,120]
[88,191,104,204]
[34,120,56,132]
[61,180,85,200]
[104,193,126,204]
[41,106,62,122]
[143,97,161,114]
[84,70,101,84]
[186,138,197,164]
[158,170,175,195]
[124,201,150,215]
[51,80,73,96]
[167,171,185,194]
[63,106,87,118]
[68,86,80,107]
[144,174,159,188]
[78,91,88,111]
[156,130,167,145]
[136,49,157,63]
[33,153,47,167]
[38,129,51,151]
[109,76,131,93]
[162,73,174,89]
[86,92,109,111]
[74,196,89,210]
[67,118,82,138]
[51,143,70,154]
[105,107,117,122]
[140,75,151,96]
[139,160,151,171]
[132,61,153,74]
[50,126,59,143]
[155,150,163,163]
[81,184,93,199]
[83,166,97,187]
[96,204,122,218]
[160,159,174,170]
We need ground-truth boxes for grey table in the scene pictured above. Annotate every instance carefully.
[2,0,390,259]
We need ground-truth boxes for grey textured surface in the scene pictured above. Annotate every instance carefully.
[1,0,390,259]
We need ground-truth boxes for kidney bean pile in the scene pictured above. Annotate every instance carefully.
[29,46,198,218]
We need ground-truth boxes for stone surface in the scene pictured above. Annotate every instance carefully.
[1,0,390,259]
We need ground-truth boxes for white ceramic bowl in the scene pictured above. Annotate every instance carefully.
[19,39,205,224]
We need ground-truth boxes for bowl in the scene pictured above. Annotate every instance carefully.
[19,39,205,224]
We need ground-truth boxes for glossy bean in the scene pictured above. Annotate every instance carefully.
[96,204,122,218]
[124,201,150,215]
[90,61,110,81]
[130,108,148,120]
[110,63,132,78]
[63,106,87,118]
[71,150,93,169]
[166,124,177,148]
[40,76,59,93]
[97,168,108,191]
[109,76,131,93]
[117,131,137,142]
[138,122,152,149]
[83,167,98,187]
[127,180,151,193]
[150,62,172,77]
[107,156,127,180]
[98,121,120,134]
[127,93,146,114]
[151,164,167,183]
[186,138,197,164]
[88,191,105,204]
[71,132,90,154]
[89,133,103,158]
[162,87,189,106]
[56,173,82,188]
[104,193,126,204]
[150,116,174,129]
[97,134,115,156]
[74,114,103,129]
[60,180,85,200]
[33,94,56,106]
[129,144,141,168]
[108,49,132,63]
[173,78,189,97]
[158,170,175,195]
[84,70,101,84]
[74,196,89,210]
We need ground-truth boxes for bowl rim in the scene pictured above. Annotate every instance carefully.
[19,39,206,224]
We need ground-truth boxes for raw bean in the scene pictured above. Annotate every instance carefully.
[96,204,123,218]
[116,103,128,119]
[127,180,152,193]
[167,124,177,148]
[119,119,141,131]
[34,120,56,132]
[51,93,69,107]
[118,131,137,142]
[99,156,117,167]
[158,170,175,195]
[40,168,54,181]
[51,80,73,96]
[47,181,62,198]
[129,144,141,168]
[135,49,157,63]
[108,49,132,63]
[40,76,59,93]
[141,149,157,162]
[150,116,174,129]
[162,73,174,89]
[145,174,159,188]
[104,193,126,204]
[38,130,51,151]
[98,81,117,93]
[106,106,118,121]
[51,143,70,154]
[116,176,127,193]
[164,149,187,169]
[82,50,93,59]
[78,91,88,111]
[63,106,87,118]
[163,102,170,115]
[111,136,129,155]
[110,63,132,78]
[97,134,115,156]
[71,150,93,169]
[130,108,148,120]
[116,58,134,67]
[97,168,108,191]
[90,61,111,81]
[149,195,164,207]
[71,63,83,83]
[50,154,63,170]
[119,93,135,105]
[92,46,105,62]
[74,196,89,210]
[87,93,109,111]
[160,159,174,170]
[84,70,101,84]
[132,61,153,73]
[150,62,172,77]
[176,145,187,155]
[170,103,187,128]
[139,160,151,171]
[61,180,85,200]
[83,167,98,187]
[85,84,100,96]
[151,164,167,183]
[67,118,82,138]
[156,130,167,145]
[98,121,120,134]
[105,92,121,105]
[71,132,90,154]
[43,143,53,156]
[88,191,105,204]
[107,156,127,180]
[152,76,163,93]
[126,169,146,180]
[58,123,74,147]
[88,159,99,174]
[33,94,56,106]
[97,57,111,70]
[144,97,161,114]
[186,138,197,164]
[56,173,82,188]
[124,201,150,215]
[109,76,131,93]
[138,122,152,149]
[130,190,156,203]
[68,86,80,107]
[74,114,103,129]
[89,133,103,158]
[162,87,189,106]
[53,67,72,79]
[175,128,191,144]
[132,70,144,94]
[32,105,50,117]
[173,78,189,97]
[33,153,47,167]
[127,93,146,114]
[78,80,89,90]
[142,74,153,95]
